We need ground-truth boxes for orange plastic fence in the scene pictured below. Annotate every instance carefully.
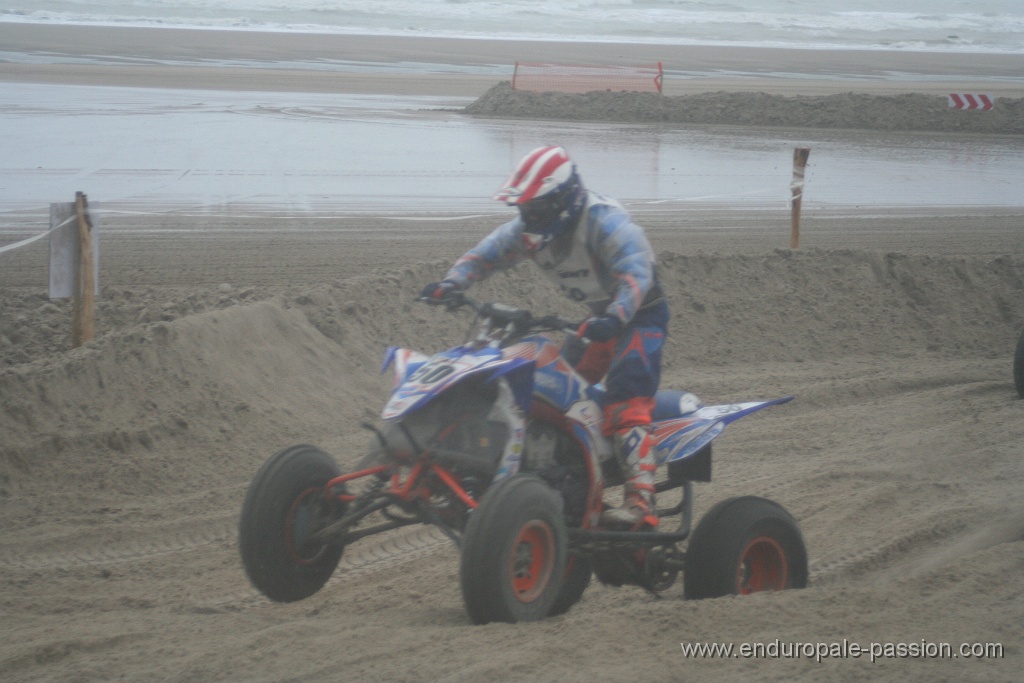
[512,62,663,94]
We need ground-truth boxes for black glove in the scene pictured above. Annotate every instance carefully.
[578,314,623,343]
[419,280,460,301]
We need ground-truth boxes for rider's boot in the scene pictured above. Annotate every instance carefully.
[600,425,659,529]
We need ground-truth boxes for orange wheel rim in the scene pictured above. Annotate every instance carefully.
[737,536,788,594]
[509,520,555,603]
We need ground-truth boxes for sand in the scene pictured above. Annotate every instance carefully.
[2,23,1024,683]
[467,83,1024,134]
[3,23,1024,98]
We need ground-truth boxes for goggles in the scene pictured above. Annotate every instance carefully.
[518,195,562,231]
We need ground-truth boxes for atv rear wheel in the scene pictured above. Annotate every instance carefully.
[684,496,807,600]
[460,474,567,624]
[239,444,346,602]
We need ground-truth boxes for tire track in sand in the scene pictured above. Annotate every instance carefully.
[0,521,448,589]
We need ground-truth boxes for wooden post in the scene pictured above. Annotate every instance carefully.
[790,147,810,249]
[72,191,95,347]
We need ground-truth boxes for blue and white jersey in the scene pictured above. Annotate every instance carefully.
[444,191,662,323]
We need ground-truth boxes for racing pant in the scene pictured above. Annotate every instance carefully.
[564,301,668,525]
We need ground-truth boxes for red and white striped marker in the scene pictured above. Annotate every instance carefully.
[948,93,994,110]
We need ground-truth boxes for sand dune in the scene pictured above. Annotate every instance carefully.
[2,218,1022,682]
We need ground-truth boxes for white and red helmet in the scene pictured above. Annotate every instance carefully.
[493,145,576,206]
[494,146,584,243]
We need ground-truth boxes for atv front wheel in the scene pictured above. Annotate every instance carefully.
[684,496,807,600]
[239,444,346,602]
[459,474,567,624]
[547,553,592,617]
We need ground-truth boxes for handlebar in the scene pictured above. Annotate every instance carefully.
[417,292,580,335]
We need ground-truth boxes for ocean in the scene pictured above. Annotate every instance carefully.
[1,0,1023,54]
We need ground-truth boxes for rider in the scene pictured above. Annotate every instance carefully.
[420,145,669,529]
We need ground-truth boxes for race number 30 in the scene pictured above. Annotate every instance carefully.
[409,362,455,384]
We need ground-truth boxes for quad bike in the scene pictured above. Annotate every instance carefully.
[239,294,808,624]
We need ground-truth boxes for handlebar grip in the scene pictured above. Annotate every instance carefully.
[417,291,469,309]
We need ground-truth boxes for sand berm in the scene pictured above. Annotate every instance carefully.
[466,82,1024,135]
[2,204,1023,681]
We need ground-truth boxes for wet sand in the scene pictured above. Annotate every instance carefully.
[2,22,1024,97]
